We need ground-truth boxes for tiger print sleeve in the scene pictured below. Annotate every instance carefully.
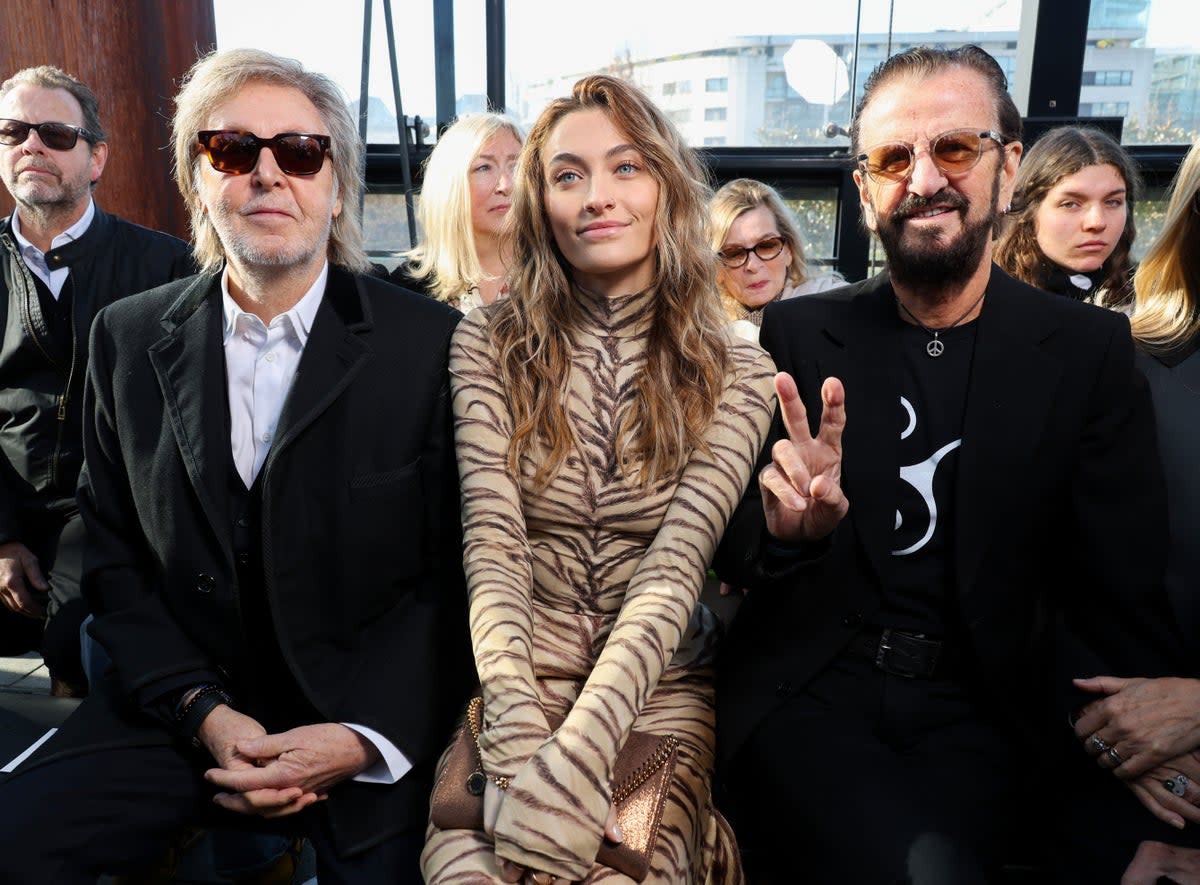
[490,341,778,879]
[450,310,553,779]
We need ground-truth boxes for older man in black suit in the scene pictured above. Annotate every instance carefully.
[715,45,1184,884]
[0,48,471,885]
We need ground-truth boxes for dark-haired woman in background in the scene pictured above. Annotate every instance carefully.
[995,125,1139,307]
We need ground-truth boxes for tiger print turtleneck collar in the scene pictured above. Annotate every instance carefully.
[574,283,655,338]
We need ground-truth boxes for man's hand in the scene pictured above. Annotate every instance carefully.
[204,723,379,818]
[0,541,49,619]
[1122,840,1200,885]
[1127,754,1200,830]
[758,373,848,543]
[197,705,309,818]
[1074,676,1200,778]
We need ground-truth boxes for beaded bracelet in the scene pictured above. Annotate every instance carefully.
[176,684,233,748]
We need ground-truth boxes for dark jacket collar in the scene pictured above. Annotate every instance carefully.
[159,262,373,334]
[0,204,119,268]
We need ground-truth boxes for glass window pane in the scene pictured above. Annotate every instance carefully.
[454,0,489,116]
[506,1,1025,148]
[1094,0,1200,145]
[364,190,415,265]
[213,0,439,146]
[763,183,842,272]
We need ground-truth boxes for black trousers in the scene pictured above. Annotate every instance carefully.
[726,649,1019,885]
[0,741,424,885]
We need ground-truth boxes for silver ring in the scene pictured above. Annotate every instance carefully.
[1090,734,1110,753]
[1106,746,1123,765]
[1167,774,1190,797]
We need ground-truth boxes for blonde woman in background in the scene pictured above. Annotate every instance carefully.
[390,112,522,311]
[709,177,844,342]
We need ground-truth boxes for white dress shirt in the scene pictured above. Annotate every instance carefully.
[220,262,411,784]
[10,199,96,298]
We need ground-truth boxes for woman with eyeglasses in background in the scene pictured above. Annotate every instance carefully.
[1067,139,1200,884]
[390,112,522,312]
[994,125,1139,308]
[709,178,845,343]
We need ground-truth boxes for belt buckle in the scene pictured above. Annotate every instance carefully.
[874,628,941,679]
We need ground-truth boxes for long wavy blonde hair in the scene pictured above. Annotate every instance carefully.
[489,74,728,487]
[1131,139,1200,352]
[403,112,523,305]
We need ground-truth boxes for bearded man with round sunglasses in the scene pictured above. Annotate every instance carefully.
[714,44,1185,882]
[0,49,472,885]
[0,65,193,696]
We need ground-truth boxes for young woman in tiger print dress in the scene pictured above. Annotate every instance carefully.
[421,75,776,885]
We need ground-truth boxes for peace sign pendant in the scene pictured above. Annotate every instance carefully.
[926,338,945,358]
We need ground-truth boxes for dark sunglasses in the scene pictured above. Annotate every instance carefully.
[857,129,1010,183]
[717,236,787,268]
[197,130,332,176]
[0,118,97,151]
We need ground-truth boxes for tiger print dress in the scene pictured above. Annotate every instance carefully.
[422,286,776,884]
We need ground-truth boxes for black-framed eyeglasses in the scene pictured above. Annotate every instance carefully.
[857,129,1010,183]
[0,118,97,151]
[717,236,787,268]
[197,130,332,176]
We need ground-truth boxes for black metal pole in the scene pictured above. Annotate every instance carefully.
[383,0,417,245]
[433,0,455,134]
[357,0,373,225]
[485,0,505,112]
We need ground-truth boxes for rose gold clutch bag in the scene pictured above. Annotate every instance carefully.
[430,696,679,881]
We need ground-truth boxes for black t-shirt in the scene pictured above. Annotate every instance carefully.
[881,318,977,635]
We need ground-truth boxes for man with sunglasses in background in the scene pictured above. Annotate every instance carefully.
[0,49,471,884]
[714,45,1183,883]
[0,66,193,697]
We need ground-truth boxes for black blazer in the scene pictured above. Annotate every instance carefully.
[1138,339,1200,660]
[36,266,472,854]
[714,265,1182,772]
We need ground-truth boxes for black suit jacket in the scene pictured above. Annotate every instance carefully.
[714,265,1182,773]
[1138,340,1200,661]
[33,266,472,854]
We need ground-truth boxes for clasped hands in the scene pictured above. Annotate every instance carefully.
[198,705,378,818]
[758,373,848,543]
[1073,675,1200,831]
[487,781,623,885]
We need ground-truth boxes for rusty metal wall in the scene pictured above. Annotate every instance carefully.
[0,1,216,240]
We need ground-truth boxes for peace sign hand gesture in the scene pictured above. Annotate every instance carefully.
[758,373,849,543]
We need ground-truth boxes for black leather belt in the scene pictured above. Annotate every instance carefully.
[849,627,946,679]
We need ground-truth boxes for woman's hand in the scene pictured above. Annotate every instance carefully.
[496,804,622,885]
[1073,676,1200,778]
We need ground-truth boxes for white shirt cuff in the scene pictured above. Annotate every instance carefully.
[342,723,413,784]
